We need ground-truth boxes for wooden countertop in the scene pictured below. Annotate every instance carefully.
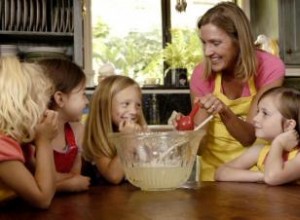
[1,181,300,219]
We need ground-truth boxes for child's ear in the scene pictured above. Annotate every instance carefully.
[284,119,296,131]
[53,91,65,108]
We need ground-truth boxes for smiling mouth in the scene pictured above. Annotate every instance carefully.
[122,117,137,122]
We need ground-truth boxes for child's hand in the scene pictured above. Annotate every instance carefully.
[168,111,184,128]
[119,119,143,133]
[65,174,91,192]
[35,110,58,145]
[273,129,299,151]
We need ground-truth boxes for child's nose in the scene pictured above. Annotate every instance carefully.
[129,105,138,114]
[84,96,89,104]
[253,113,260,123]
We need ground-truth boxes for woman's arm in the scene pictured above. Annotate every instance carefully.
[215,144,264,182]
[191,78,283,146]
[191,91,255,146]
[264,129,300,185]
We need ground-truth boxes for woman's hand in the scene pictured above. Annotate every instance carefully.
[199,94,226,114]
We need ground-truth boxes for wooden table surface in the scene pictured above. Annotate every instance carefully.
[1,181,300,220]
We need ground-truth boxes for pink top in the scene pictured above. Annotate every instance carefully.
[190,50,285,97]
[0,135,25,162]
[53,123,79,173]
[0,135,26,202]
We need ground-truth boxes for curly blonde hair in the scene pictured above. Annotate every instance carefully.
[0,57,52,143]
[83,75,147,161]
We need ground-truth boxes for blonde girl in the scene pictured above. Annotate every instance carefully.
[83,75,147,185]
[0,56,58,208]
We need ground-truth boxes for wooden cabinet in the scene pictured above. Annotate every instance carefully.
[250,0,300,66]
[0,0,83,67]
[279,0,300,66]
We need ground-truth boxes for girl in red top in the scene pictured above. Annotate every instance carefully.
[39,59,90,192]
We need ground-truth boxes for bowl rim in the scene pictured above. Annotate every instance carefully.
[108,129,196,140]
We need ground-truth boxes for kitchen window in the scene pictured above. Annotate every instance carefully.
[91,0,234,86]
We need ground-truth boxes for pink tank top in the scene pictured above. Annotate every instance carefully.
[53,123,78,173]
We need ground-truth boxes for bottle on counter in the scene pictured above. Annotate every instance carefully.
[149,94,160,125]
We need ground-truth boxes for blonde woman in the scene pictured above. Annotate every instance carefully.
[189,2,285,181]
[0,56,58,208]
[82,75,147,185]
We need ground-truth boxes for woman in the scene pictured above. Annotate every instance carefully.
[190,2,285,181]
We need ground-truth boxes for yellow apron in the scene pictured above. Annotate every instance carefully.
[0,183,16,203]
[200,73,256,181]
[257,145,299,171]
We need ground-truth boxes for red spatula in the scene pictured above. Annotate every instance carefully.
[176,102,201,131]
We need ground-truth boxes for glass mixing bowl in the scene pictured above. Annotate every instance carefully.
[109,128,205,191]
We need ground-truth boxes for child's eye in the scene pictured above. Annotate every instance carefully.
[121,102,130,107]
[262,110,269,117]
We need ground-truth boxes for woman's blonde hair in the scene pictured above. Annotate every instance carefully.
[0,57,52,143]
[197,2,257,81]
[83,75,147,161]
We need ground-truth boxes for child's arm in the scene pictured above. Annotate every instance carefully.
[92,120,144,185]
[0,110,58,209]
[70,152,83,174]
[94,155,124,184]
[55,122,90,192]
[55,173,90,192]
[70,122,84,174]
[215,144,264,182]
[264,129,300,185]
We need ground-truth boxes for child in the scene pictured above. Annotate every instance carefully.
[215,87,300,185]
[0,56,58,208]
[82,75,147,185]
[38,59,90,192]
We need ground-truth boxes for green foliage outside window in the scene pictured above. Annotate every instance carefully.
[92,19,203,83]
[163,28,203,77]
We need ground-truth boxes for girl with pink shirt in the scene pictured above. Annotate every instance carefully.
[0,56,58,208]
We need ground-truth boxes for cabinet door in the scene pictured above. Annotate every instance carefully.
[279,0,300,65]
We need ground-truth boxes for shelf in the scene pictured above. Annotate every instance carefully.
[0,31,74,44]
[85,87,190,95]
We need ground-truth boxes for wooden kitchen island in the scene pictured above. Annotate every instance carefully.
[1,181,300,220]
